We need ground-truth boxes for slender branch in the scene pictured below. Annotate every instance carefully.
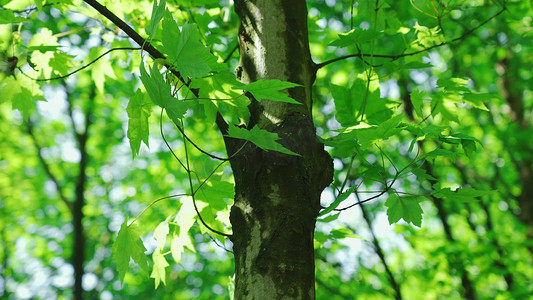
[316,4,507,69]
[223,44,238,63]
[160,110,188,170]
[20,47,141,82]
[83,0,164,60]
[82,0,231,155]
[359,201,403,300]
[181,119,232,237]
[172,122,229,161]
[130,193,188,225]
[25,121,74,214]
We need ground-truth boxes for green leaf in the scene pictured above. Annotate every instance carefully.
[226,125,300,156]
[433,187,492,202]
[146,0,166,38]
[0,9,27,24]
[462,93,492,111]
[151,249,169,288]
[48,52,75,76]
[319,185,357,217]
[410,89,427,118]
[9,86,34,118]
[461,139,477,158]
[126,90,152,158]
[113,221,150,283]
[317,212,340,222]
[411,167,436,181]
[139,61,189,123]
[170,233,195,263]
[331,83,358,126]
[402,61,433,69]
[436,77,470,92]
[196,178,234,210]
[329,29,382,47]
[356,114,403,149]
[384,194,423,227]
[88,47,116,93]
[233,79,301,104]
[420,148,458,162]
[450,133,482,158]
[26,45,61,52]
[329,228,362,240]
[162,16,211,79]
[153,220,169,249]
[28,29,58,78]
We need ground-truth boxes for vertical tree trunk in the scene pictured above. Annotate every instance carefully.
[228,0,332,298]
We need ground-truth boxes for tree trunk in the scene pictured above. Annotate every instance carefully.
[227,0,332,298]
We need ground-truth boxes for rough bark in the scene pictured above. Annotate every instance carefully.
[227,1,333,298]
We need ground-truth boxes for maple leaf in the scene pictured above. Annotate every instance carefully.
[233,79,301,104]
[151,249,169,288]
[126,90,151,158]
[226,125,300,156]
[113,221,149,283]
[384,194,423,227]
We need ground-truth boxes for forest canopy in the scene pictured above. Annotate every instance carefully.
[0,0,532,299]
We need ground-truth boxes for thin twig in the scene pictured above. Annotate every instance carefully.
[316,4,507,69]
[181,119,232,237]
[20,47,141,81]
[160,110,187,170]
[82,0,231,154]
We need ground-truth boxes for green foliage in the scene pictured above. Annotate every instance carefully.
[139,60,189,123]
[329,28,382,47]
[113,221,150,283]
[1,0,532,298]
[384,194,423,227]
[233,79,302,104]
[0,10,26,24]
[147,0,166,38]
[319,185,357,217]
[127,90,152,158]
[161,13,212,79]
[226,125,300,156]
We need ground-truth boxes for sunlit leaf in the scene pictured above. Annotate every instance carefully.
[126,90,152,158]
[153,220,169,249]
[329,28,382,47]
[433,187,492,202]
[151,249,169,288]
[146,0,166,38]
[0,9,27,24]
[139,61,190,123]
[385,194,423,227]
[319,185,357,217]
[226,125,300,156]
[113,221,150,283]
[88,47,116,94]
[233,79,301,104]
[162,15,211,79]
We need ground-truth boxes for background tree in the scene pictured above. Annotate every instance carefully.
[1,0,532,299]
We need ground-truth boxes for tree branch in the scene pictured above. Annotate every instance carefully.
[26,121,74,214]
[82,0,231,155]
[359,198,402,300]
[20,47,141,82]
[316,4,507,69]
